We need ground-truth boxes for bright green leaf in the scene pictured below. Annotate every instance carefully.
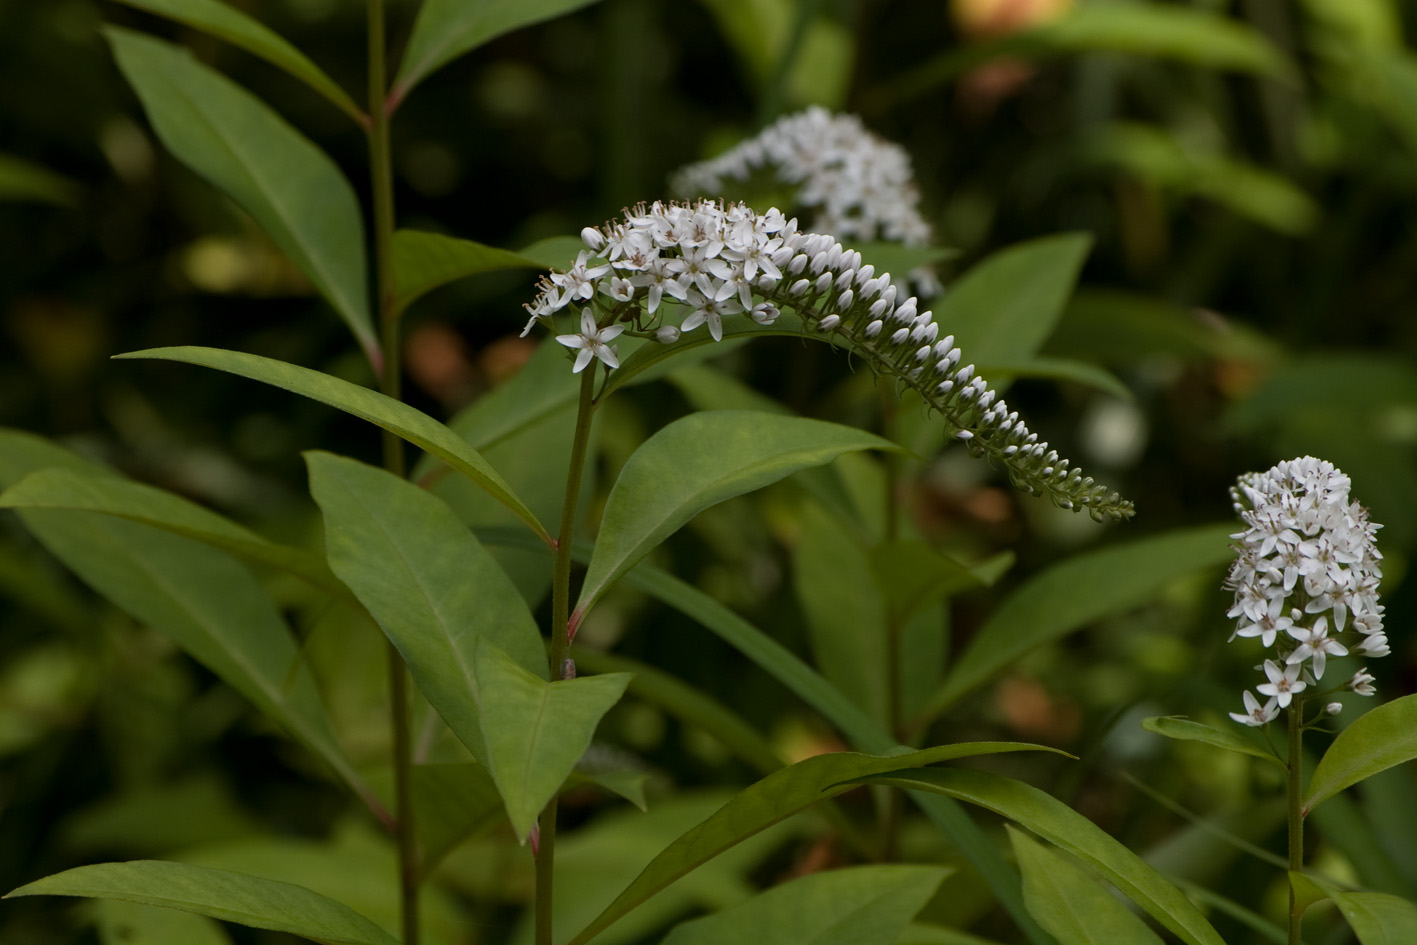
[110,0,361,120]
[1291,872,1417,945]
[568,742,1053,945]
[1010,827,1165,945]
[5,861,398,945]
[925,524,1236,719]
[306,451,546,765]
[1304,693,1417,815]
[859,768,1226,945]
[105,29,374,362]
[1141,717,1282,766]
[16,508,372,810]
[939,233,1091,371]
[0,153,78,206]
[575,411,897,619]
[391,229,550,314]
[117,346,549,542]
[0,467,340,595]
[661,864,950,945]
[395,0,603,101]
[473,641,631,840]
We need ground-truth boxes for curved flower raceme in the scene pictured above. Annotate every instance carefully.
[521,198,1134,523]
[671,107,941,297]
[1224,457,1385,726]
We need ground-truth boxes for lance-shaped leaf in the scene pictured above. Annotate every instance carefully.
[1304,693,1417,815]
[473,641,631,840]
[1141,717,1282,767]
[1290,872,1417,945]
[924,524,1236,719]
[567,742,1053,945]
[392,229,551,314]
[16,507,372,810]
[1009,827,1165,945]
[0,153,78,206]
[938,233,1091,371]
[574,411,897,621]
[854,768,1226,945]
[110,0,361,121]
[306,451,546,765]
[5,861,397,945]
[0,467,340,595]
[661,864,950,945]
[394,0,603,103]
[118,347,549,543]
[106,30,374,363]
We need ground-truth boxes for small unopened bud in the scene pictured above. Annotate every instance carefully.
[655,325,681,343]
[1326,702,1343,716]
[580,227,605,252]
[818,313,841,331]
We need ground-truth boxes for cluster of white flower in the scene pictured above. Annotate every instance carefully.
[520,198,1133,522]
[1224,457,1385,727]
[670,107,941,297]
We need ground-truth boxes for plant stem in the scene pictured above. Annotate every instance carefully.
[536,367,600,945]
[366,1,417,943]
[1287,701,1304,945]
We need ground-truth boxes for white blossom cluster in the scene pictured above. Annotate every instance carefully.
[520,198,1133,522]
[1224,457,1385,727]
[670,107,941,297]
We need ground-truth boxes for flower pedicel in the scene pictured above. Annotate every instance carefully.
[521,198,1134,523]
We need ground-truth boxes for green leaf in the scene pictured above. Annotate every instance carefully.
[515,234,590,270]
[5,861,398,945]
[473,641,631,840]
[442,338,583,454]
[0,153,78,206]
[117,346,549,542]
[395,0,603,101]
[661,864,950,945]
[1304,693,1417,815]
[575,411,897,619]
[567,742,1053,945]
[16,508,372,810]
[407,763,504,875]
[0,467,341,595]
[1141,717,1282,767]
[110,0,361,120]
[1291,872,1417,945]
[1010,827,1165,945]
[858,768,1226,945]
[306,451,546,765]
[939,233,1091,371]
[93,900,233,945]
[391,229,550,314]
[924,524,1236,719]
[792,500,890,724]
[980,357,1133,402]
[105,30,374,363]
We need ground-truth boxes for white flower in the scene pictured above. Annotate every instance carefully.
[1348,668,1377,697]
[1256,659,1306,708]
[555,308,623,373]
[1230,690,1279,727]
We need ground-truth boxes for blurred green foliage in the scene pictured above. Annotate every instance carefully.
[3,0,1417,943]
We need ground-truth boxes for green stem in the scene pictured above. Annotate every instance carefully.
[536,367,600,945]
[366,1,416,943]
[1287,701,1304,945]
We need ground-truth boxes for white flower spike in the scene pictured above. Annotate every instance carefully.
[1224,457,1384,723]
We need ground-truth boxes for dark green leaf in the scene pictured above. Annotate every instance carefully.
[1010,827,1165,945]
[1304,693,1417,815]
[117,347,549,542]
[306,451,546,765]
[925,525,1236,718]
[395,0,603,101]
[661,864,950,945]
[858,768,1225,945]
[1291,872,1417,945]
[391,229,550,314]
[5,861,398,945]
[474,642,631,839]
[568,743,1052,945]
[106,30,373,362]
[575,411,897,619]
[1141,717,1282,766]
[110,0,361,120]
[0,153,79,206]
